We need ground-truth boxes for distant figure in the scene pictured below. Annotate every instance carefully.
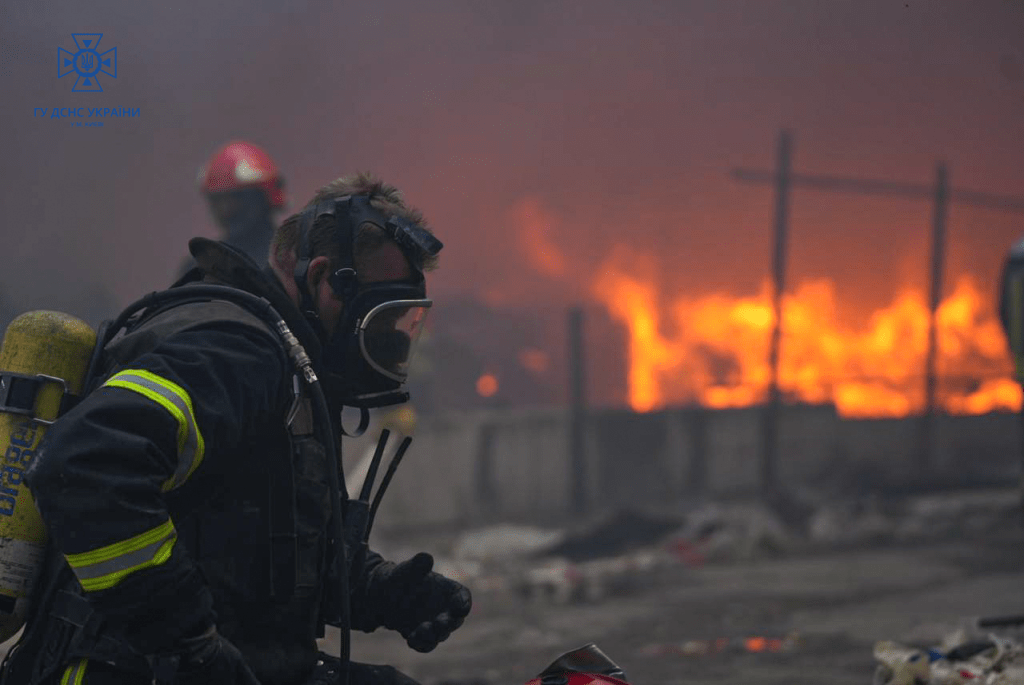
[997,235,1024,524]
[179,140,286,279]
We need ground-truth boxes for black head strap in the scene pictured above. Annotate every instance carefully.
[292,194,444,311]
[292,202,324,320]
[384,215,443,272]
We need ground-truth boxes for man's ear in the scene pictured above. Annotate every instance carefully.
[307,256,332,295]
[268,240,295,273]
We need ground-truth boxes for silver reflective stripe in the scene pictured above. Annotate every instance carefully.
[103,369,205,491]
[67,520,177,592]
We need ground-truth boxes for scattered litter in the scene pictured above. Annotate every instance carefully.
[637,632,801,658]
[404,489,1020,615]
[873,624,1024,684]
[873,641,931,685]
[514,549,671,604]
[893,491,1021,542]
[453,524,566,562]
[534,509,683,562]
[669,503,793,563]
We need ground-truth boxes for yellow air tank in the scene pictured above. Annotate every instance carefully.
[0,311,96,641]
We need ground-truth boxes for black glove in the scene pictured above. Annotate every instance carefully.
[365,552,472,653]
[151,624,261,685]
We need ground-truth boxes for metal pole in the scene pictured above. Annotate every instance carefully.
[921,162,949,471]
[568,306,588,515]
[762,130,792,500]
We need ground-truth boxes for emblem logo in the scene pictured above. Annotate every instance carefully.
[58,34,117,92]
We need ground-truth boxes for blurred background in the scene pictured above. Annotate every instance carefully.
[2,1,1024,416]
[3,2,1024,683]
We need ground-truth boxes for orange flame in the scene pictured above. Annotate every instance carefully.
[591,257,1021,418]
[744,637,767,652]
[476,373,499,398]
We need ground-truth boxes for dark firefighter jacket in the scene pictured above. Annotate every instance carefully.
[16,239,386,685]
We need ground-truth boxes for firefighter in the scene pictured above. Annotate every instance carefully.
[998,235,1024,525]
[1,173,471,685]
[179,140,287,278]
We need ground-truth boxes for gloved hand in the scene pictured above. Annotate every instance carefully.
[151,624,261,685]
[367,552,472,653]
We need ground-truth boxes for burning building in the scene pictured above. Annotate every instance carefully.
[412,192,1021,421]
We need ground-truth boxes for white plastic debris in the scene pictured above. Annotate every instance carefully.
[452,524,565,562]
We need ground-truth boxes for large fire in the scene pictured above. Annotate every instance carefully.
[590,257,1021,418]
[512,198,1021,418]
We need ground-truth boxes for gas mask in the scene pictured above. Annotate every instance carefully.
[293,195,441,409]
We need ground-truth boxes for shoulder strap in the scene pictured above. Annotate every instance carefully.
[102,298,281,377]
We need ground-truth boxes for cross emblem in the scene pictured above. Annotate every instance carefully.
[58,34,117,92]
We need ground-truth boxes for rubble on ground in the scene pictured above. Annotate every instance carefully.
[673,502,793,562]
[424,488,1021,606]
[532,509,683,562]
[452,524,566,562]
[873,627,1024,685]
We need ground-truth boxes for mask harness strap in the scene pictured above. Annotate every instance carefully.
[292,205,328,340]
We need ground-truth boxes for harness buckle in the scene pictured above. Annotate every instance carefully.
[0,373,78,426]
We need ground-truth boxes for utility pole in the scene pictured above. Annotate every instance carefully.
[761,130,792,500]
[732,132,1024,481]
[922,164,949,472]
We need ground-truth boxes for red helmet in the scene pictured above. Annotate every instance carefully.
[525,675,631,685]
[198,140,285,209]
[525,645,631,685]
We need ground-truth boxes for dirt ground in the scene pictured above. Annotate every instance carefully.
[329,517,1024,685]
[0,495,1019,684]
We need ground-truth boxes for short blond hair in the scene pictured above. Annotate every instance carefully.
[272,172,439,273]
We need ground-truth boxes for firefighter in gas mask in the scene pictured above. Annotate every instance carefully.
[1,173,471,685]
[177,140,287,279]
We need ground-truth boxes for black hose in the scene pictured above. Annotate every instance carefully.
[360,430,390,503]
[366,436,413,542]
[306,370,351,685]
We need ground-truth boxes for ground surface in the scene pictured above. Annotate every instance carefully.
[327,519,1024,685]
[1,495,1019,684]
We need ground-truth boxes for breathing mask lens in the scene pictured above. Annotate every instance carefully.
[358,300,430,382]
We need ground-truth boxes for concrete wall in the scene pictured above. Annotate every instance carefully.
[349,404,1023,532]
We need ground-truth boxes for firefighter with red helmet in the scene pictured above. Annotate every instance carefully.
[2,173,469,685]
[185,141,286,275]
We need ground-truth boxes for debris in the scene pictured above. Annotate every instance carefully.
[671,503,792,563]
[533,509,683,562]
[894,490,1021,542]
[636,633,801,658]
[453,524,566,562]
[873,641,930,685]
[872,630,1024,685]
[514,549,671,604]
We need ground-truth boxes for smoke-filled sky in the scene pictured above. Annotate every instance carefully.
[1,1,1023,371]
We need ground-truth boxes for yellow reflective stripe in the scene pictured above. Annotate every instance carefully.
[103,368,205,491]
[64,520,177,592]
[60,658,88,685]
